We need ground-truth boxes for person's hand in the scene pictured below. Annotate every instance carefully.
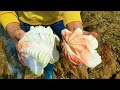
[13,29,27,66]
[66,21,98,38]
[6,22,26,65]
[6,22,25,47]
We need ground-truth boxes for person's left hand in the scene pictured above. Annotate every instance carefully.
[63,21,98,70]
[66,21,98,38]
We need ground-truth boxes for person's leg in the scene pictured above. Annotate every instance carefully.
[23,23,31,32]
[44,20,65,79]
[23,20,65,37]
[50,20,65,40]
[44,63,54,79]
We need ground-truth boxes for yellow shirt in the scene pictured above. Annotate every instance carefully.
[0,11,82,29]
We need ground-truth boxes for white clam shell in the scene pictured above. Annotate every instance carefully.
[18,26,60,76]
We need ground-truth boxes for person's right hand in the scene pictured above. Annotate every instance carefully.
[6,22,26,65]
[13,29,28,66]
[6,22,25,48]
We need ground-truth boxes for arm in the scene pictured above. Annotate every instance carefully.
[61,11,98,37]
[61,11,83,31]
[0,11,25,45]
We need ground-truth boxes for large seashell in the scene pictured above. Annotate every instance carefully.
[62,28,101,68]
[18,26,60,76]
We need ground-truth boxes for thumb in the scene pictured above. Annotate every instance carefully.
[83,31,98,38]
[89,32,98,38]
[15,30,25,40]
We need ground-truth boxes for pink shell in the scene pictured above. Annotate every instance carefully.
[61,28,101,68]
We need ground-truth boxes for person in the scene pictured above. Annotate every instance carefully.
[0,11,89,79]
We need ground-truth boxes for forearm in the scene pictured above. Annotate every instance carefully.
[5,22,26,47]
[6,22,22,39]
[61,11,83,31]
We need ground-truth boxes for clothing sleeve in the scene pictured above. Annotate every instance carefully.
[61,11,82,26]
[0,11,20,29]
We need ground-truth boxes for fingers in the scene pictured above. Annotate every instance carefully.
[17,53,26,66]
[83,31,90,35]
[13,30,25,51]
[83,31,98,38]
[89,32,98,38]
